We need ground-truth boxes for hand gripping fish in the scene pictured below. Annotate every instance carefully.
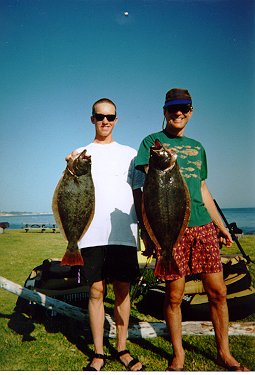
[52,150,95,266]
[142,140,190,265]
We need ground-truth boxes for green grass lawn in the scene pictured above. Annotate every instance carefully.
[0,230,254,371]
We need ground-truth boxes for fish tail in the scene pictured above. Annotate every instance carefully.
[61,249,84,266]
[154,255,172,279]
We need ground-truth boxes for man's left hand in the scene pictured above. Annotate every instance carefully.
[218,227,233,248]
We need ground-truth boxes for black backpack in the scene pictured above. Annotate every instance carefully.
[136,254,255,321]
[14,258,89,318]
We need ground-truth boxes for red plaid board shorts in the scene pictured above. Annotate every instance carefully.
[154,222,223,281]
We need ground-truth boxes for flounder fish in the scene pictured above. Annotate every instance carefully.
[142,139,190,264]
[52,149,95,266]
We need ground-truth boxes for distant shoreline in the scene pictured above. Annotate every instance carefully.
[1,208,254,217]
[0,209,254,235]
[0,212,52,217]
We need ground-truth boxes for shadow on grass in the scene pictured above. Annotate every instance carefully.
[104,298,217,365]
[0,310,36,342]
[127,335,217,364]
[2,288,253,370]
[1,296,88,351]
[1,294,118,363]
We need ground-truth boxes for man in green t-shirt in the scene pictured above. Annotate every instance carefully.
[135,88,249,371]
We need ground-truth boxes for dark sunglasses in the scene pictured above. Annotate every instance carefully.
[166,105,192,114]
[94,113,116,121]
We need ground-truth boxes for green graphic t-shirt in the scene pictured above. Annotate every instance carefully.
[135,130,212,227]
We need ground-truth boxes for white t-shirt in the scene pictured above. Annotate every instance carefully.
[76,142,145,249]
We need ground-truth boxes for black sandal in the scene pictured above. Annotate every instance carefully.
[117,350,144,371]
[83,353,106,371]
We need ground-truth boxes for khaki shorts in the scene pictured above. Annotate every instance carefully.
[154,222,222,281]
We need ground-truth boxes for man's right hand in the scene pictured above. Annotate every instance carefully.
[140,228,155,257]
[65,150,79,163]
[65,150,80,172]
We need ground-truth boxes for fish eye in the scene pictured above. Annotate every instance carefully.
[159,150,169,158]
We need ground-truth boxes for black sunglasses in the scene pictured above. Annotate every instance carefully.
[166,105,192,114]
[94,113,116,121]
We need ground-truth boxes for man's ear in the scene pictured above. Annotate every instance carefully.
[91,115,95,124]
[188,110,193,119]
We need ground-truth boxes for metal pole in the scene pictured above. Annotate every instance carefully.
[214,199,252,263]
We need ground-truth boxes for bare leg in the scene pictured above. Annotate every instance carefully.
[87,280,105,370]
[113,280,143,371]
[113,280,130,352]
[202,272,250,371]
[164,277,186,370]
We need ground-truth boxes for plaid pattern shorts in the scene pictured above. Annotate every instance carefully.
[154,222,222,281]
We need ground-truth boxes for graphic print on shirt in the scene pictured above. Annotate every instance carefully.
[162,143,202,180]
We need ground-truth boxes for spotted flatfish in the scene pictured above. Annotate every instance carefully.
[52,149,95,266]
[142,139,190,264]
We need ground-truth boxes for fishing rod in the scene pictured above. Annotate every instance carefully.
[214,199,253,264]
[131,255,153,302]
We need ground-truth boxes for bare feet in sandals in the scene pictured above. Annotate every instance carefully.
[118,350,144,371]
[216,356,250,372]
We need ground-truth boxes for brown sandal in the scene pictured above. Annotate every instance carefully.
[166,367,184,371]
[216,359,250,372]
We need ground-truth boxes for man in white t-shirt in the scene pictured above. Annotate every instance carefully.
[66,98,144,371]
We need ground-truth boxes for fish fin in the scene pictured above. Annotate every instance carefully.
[142,194,161,251]
[52,175,67,240]
[173,173,191,249]
[183,174,191,227]
[79,203,95,241]
[61,249,84,266]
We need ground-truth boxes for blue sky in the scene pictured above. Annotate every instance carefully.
[0,0,254,212]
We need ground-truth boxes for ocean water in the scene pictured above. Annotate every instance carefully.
[220,208,255,234]
[0,208,254,234]
[0,214,56,230]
